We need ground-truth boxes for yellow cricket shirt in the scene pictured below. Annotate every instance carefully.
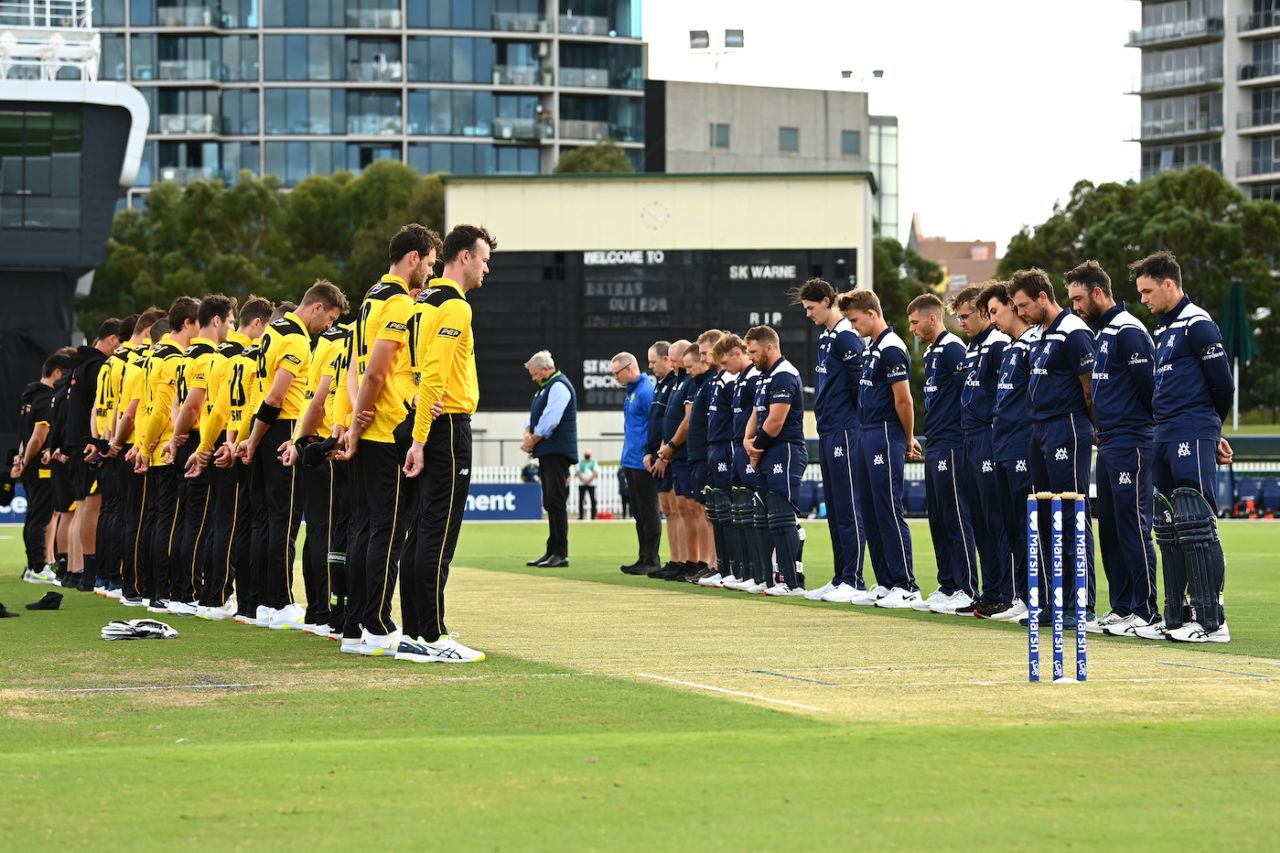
[230,337,261,443]
[258,311,312,421]
[118,346,149,445]
[180,336,218,434]
[138,336,185,465]
[411,277,479,444]
[353,275,414,443]
[312,322,351,436]
[197,331,248,452]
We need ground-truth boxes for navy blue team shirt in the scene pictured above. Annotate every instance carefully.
[731,367,761,442]
[753,357,805,445]
[960,325,1010,430]
[707,369,737,444]
[661,368,692,461]
[813,317,865,434]
[992,326,1040,462]
[859,327,912,426]
[1091,302,1155,448]
[921,330,966,450]
[1027,309,1095,422]
[685,370,713,462]
[1153,295,1233,443]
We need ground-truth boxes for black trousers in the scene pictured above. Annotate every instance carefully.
[256,421,303,610]
[302,458,349,626]
[623,466,661,565]
[538,454,572,557]
[172,440,208,604]
[578,484,597,519]
[406,414,472,642]
[21,470,54,570]
[121,466,147,599]
[245,451,268,615]
[145,464,183,601]
[200,460,244,607]
[94,456,124,585]
[351,433,416,637]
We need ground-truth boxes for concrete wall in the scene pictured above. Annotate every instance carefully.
[659,80,871,174]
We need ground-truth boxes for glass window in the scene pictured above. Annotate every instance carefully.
[100,35,127,81]
[841,130,861,156]
[0,111,81,230]
[94,0,126,26]
[779,126,799,152]
[221,89,259,135]
[709,122,729,149]
[129,0,154,26]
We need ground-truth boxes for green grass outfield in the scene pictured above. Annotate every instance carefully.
[1,519,1278,851]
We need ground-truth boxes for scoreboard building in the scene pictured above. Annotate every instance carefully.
[441,172,876,463]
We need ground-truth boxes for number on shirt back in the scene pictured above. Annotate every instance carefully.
[356,301,373,366]
[230,362,247,407]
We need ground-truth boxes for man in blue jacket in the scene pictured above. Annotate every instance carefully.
[521,350,578,568]
[1066,261,1158,638]
[612,351,659,574]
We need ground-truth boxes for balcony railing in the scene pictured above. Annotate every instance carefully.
[1238,110,1280,130]
[156,5,216,27]
[1127,16,1223,47]
[157,165,218,184]
[492,11,550,33]
[1141,161,1222,181]
[1239,11,1280,33]
[1238,160,1280,178]
[347,58,402,82]
[346,8,401,28]
[158,112,216,134]
[1239,62,1280,81]
[157,58,213,80]
[1138,113,1223,140]
[1136,65,1223,93]
[559,15,611,36]
[493,116,554,140]
[560,66,610,88]
[0,0,90,29]
[347,114,403,136]
[493,64,552,86]
[560,118,609,139]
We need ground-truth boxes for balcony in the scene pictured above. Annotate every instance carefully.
[346,114,403,136]
[559,15,611,36]
[1141,161,1222,181]
[1239,62,1280,85]
[157,58,213,81]
[493,116,554,141]
[1239,11,1280,36]
[1126,16,1223,47]
[1237,159,1280,181]
[156,5,216,27]
[560,66,610,88]
[1133,65,1223,94]
[346,8,401,28]
[1134,113,1223,141]
[492,11,551,33]
[347,58,402,83]
[0,0,91,28]
[493,64,552,86]
[1238,110,1280,133]
[158,112,216,134]
[560,118,609,139]
[157,165,218,184]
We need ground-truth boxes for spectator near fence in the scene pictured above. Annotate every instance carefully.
[521,351,577,568]
[576,449,598,519]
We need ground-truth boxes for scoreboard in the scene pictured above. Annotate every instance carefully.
[467,247,858,411]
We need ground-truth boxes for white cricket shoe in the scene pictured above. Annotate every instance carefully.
[303,622,331,637]
[912,588,947,612]
[1101,614,1140,637]
[396,634,486,664]
[849,585,889,606]
[358,629,400,656]
[741,580,768,594]
[233,613,254,625]
[697,573,724,588]
[765,584,805,597]
[253,605,271,627]
[718,575,742,589]
[1132,618,1169,641]
[1085,611,1121,635]
[988,599,1028,623]
[938,591,974,615]
[166,600,198,616]
[1167,621,1230,644]
[821,583,861,603]
[268,603,305,631]
[339,636,363,654]
[804,582,835,601]
[875,587,922,609]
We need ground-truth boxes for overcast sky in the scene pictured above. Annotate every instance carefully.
[644,0,1141,252]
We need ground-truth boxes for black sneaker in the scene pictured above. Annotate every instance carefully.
[77,572,96,592]
[677,562,707,582]
[652,562,687,580]
[621,562,660,576]
[974,600,1011,620]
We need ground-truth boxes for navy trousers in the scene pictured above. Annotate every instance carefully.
[923,445,976,596]
[856,421,915,591]
[1096,443,1158,620]
[819,429,866,589]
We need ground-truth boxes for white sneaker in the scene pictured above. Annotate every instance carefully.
[804,582,835,601]
[104,586,123,600]
[765,584,805,597]
[1086,611,1121,635]
[988,599,1027,622]
[303,623,331,637]
[821,583,860,603]
[233,613,254,625]
[254,605,271,627]
[1101,614,1140,637]
[147,599,171,613]
[719,575,741,588]
[912,588,947,612]
[213,599,237,617]
[741,580,768,594]
[120,595,145,607]
[697,573,724,588]
[358,629,400,656]
[166,600,198,616]
[875,587,922,609]
[849,585,889,606]
[268,604,305,631]
[194,605,213,620]
[939,591,974,615]
[1132,619,1168,641]
[201,605,232,621]
[22,568,42,584]
[340,636,364,654]
[396,634,485,663]
[1167,621,1230,644]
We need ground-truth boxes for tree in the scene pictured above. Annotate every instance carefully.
[553,140,634,174]
[999,166,1280,418]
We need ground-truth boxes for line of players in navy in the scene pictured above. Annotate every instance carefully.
[626,251,1233,645]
